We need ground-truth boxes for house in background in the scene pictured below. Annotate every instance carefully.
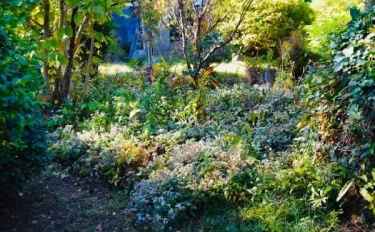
[111,3,173,60]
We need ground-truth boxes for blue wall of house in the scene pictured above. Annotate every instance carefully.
[113,7,140,43]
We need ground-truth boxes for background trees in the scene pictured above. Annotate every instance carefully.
[233,0,314,54]
[28,0,127,104]
[305,0,363,54]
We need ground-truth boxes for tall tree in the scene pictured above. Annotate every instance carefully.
[28,0,128,104]
[164,0,253,86]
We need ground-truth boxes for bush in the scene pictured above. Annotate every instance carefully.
[49,125,157,186]
[232,0,314,52]
[305,0,363,55]
[47,74,322,230]
[302,7,375,169]
[125,175,199,231]
[0,1,48,196]
[302,7,375,220]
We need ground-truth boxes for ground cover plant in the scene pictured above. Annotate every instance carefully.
[3,0,375,232]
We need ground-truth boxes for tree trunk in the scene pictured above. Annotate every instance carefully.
[366,0,375,10]
[73,15,90,55]
[83,27,95,100]
[42,0,51,101]
[178,0,191,70]
[52,0,65,104]
[61,7,78,100]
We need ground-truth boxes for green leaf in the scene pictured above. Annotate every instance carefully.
[361,142,375,158]
[359,79,374,87]
[57,55,68,65]
[64,26,73,37]
[94,32,105,42]
[74,11,85,25]
[94,42,102,49]
[66,0,80,8]
[360,175,368,183]
[93,5,105,19]
[350,8,360,20]
[88,102,99,110]
[56,28,64,39]
[360,188,374,203]
[44,38,58,49]
[92,56,102,65]
[336,179,354,202]
[333,62,345,73]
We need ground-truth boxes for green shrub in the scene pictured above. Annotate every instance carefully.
[302,6,375,219]
[231,0,314,52]
[302,7,375,173]
[305,0,363,55]
[0,1,48,196]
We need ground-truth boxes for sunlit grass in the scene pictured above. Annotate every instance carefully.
[99,60,248,79]
[213,61,247,77]
[169,62,186,74]
[169,61,247,77]
[99,63,135,76]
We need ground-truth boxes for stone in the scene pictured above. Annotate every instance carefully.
[264,68,276,89]
[246,67,260,85]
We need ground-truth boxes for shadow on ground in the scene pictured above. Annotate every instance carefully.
[0,165,133,232]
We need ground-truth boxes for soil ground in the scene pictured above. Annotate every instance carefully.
[0,164,134,232]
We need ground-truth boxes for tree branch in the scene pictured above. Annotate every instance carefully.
[201,0,253,65]
[73,15,90,55]
[28,17,43,28]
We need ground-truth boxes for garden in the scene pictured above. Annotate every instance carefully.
[1,0,375,231]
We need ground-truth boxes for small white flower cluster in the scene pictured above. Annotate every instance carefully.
[125,176,193,231]
[166,139,249,191]
[125,139,253,229]
[49,124,151,185]
[48,126,87,161]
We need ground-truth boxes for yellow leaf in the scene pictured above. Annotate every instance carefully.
[351,214,358,223]
[370,28,375,33]
[336,180,354,202]
[153,63,161,76]
[160,55,167,65]
[188,76,197,88]
[54,100,59,104]
[360,188,374,202]
[198,67,214,84]
[209,77,220,89]
[296,115,309,131]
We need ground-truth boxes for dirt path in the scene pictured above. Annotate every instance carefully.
[0,165,134,232]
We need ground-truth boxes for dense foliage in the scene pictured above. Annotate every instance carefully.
[305,0,363,54]
[27,0,128,104]
[4,0,375,231]
[0,0,48,195]
[49,75,338,230]
[233,0,314,53]
[302,7,375,215]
